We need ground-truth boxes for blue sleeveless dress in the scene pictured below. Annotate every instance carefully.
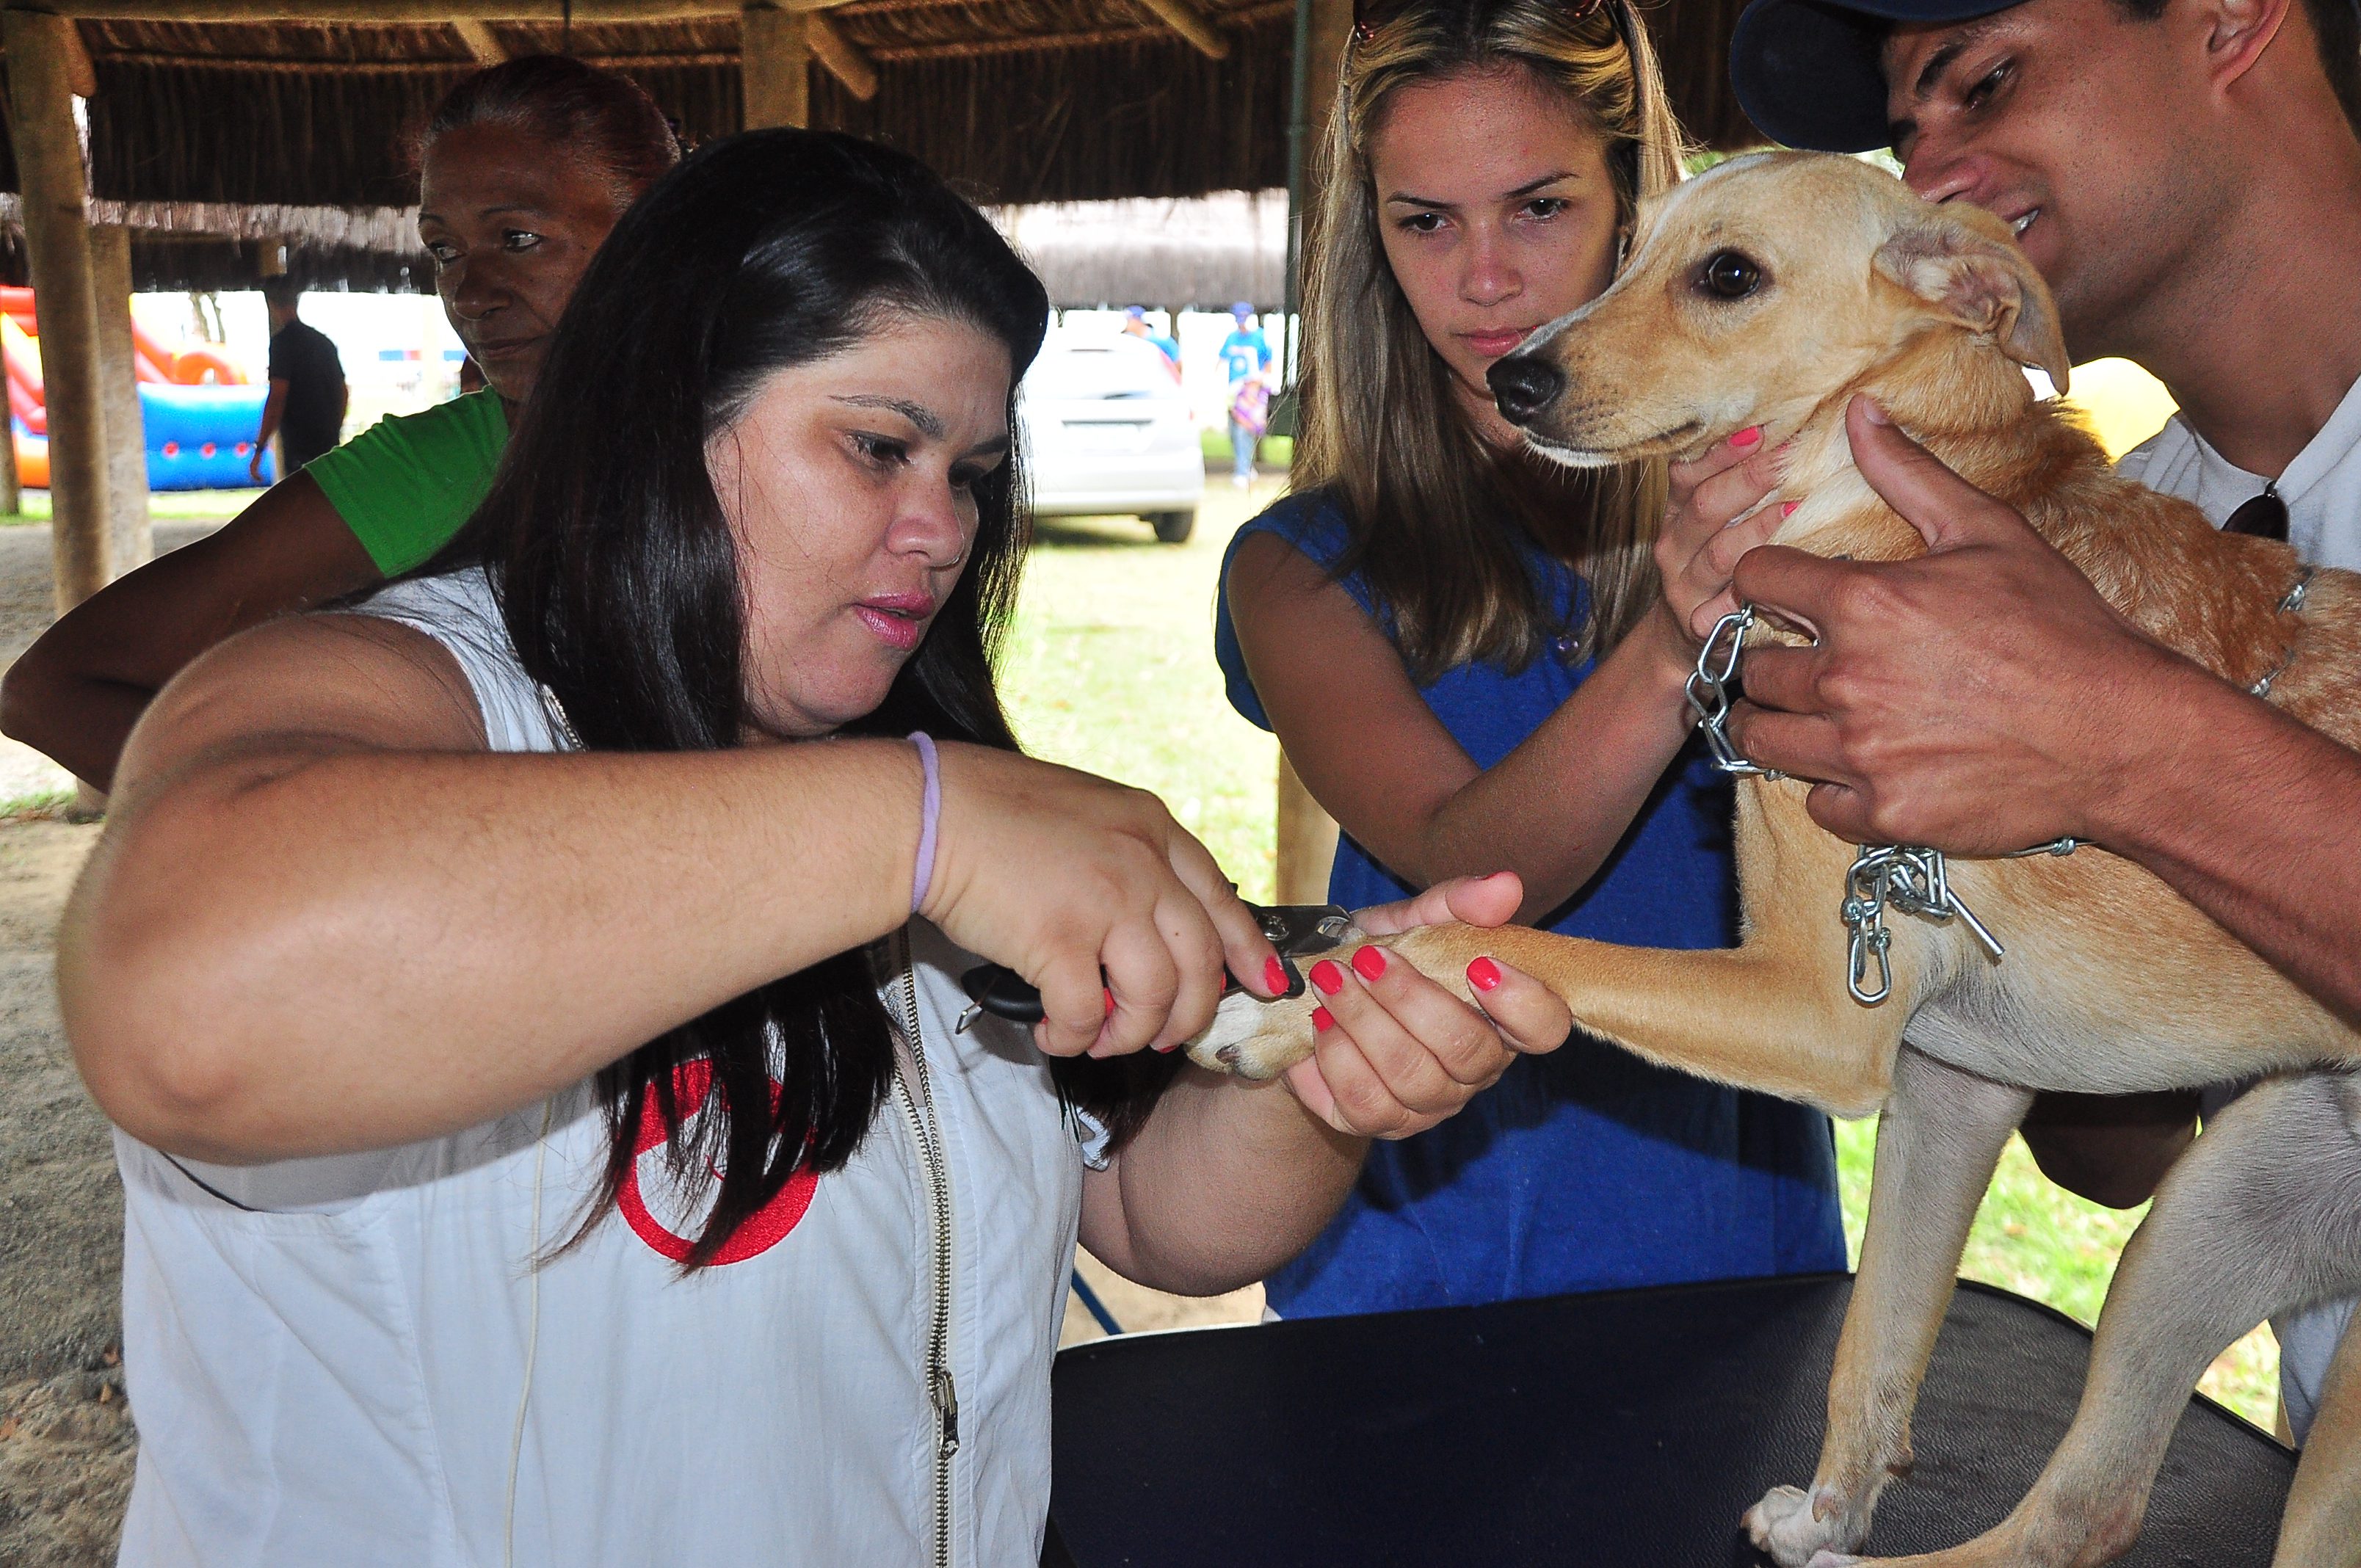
[1215,490,1846,1318]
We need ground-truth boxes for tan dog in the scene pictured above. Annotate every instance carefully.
[1192,151,2361,1567]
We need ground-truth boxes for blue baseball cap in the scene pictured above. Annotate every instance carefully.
[1730,0,2023,153]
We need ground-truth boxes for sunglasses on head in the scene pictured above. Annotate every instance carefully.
[1352,0,1622,46]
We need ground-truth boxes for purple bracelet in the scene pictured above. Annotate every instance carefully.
[908,732,942,915]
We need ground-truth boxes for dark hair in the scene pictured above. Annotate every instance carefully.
[2116,0,2361,134]
[260,276,302,311]
[419,54,681,200]
[430,129,1050,1267]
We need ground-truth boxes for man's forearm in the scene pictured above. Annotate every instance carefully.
[2095,659,2361,1025]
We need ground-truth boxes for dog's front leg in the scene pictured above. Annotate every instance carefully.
[1824,1071,2361,1568]
[1747,1046,2031,1568]
[1193,917,1914,1117]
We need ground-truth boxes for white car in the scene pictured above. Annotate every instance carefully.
[1018,333,1204,542]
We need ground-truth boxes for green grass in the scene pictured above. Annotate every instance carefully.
[998,490,1285,904]
[998,490,2282,1432]
[0,487,258,526]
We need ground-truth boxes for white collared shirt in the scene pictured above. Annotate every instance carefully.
[2115,384,2360,1443]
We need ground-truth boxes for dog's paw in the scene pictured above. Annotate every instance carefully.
[1744,1484,1865,1568]
[1184,987,1323,1080]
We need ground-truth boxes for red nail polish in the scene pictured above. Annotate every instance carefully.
[1311,1006,1335,1032]
[1730,425,1763,449]
[1352,946,1388,981]
[1310,959,1345,996]
[1780,500,1799,518]
[1103,988,1116,1017]
[1155,1039,1179,1053]
[1468,957,1502,992]
[1264,954,1290,994]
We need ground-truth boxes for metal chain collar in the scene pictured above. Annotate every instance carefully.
[1684,607,1783,781]
[2249,567,2317,702]
[1687,605,2078,1006]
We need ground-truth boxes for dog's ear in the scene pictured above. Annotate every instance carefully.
[1873,222,2071,395]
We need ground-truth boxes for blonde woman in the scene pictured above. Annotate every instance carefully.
[1215,0,1844,1316]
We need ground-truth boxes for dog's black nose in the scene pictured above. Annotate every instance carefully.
[1487,355,1564,425]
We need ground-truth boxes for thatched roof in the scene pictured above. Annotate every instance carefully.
[995,189,1288,307]
[35,0,1762,292]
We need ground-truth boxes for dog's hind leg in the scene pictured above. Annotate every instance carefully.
[1824,1070,2361,1568]
[1747,1047,2031,1568]
[2277,1310,2361,1568]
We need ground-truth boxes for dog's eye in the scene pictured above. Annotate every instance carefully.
[1698,251,1764,300]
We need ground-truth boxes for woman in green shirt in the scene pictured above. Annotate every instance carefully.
[0,56,677,791]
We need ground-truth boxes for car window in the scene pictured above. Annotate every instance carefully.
[1026,338,1174,402]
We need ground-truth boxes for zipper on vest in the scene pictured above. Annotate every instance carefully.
[893,935,958,1568]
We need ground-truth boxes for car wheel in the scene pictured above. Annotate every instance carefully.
[1150,509,1195,544]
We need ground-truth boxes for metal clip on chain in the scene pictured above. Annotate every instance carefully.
[1684,606,1784,781]
[1840,845,2006,1005]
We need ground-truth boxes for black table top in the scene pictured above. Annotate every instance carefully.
[1048,1274,2292,1567]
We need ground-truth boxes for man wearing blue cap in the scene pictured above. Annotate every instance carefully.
[1716,0,2361,1442]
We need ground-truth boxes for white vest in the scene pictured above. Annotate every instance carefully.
[115,568,1086,1567]
[2117,393,2360,1441]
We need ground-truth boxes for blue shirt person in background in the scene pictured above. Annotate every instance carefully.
[1219,301,1273,488]
[1123,305,1182,379]
[1216,0,1843,1319]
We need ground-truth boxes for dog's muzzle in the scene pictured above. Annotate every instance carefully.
[1487,353,1564,426]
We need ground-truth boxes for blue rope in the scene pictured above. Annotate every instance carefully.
[1070,1269,1123,1337]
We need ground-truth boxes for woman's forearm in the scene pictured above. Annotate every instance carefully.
[1389,606,1700,920]
[63,740,920,1163]
[1081,1064,1365,1296]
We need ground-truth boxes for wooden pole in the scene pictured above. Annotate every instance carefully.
[90,225,151,575]
[1270,0,1354,899]
[1132,0,1228,59]
[450,18,509,62]
[741,3,810,130]
[50,0,843,18]
[4,10,111,613]
[806,10,877,101]
[0,391,19,520]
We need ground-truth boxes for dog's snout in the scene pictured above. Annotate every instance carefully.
[1487,355,1564,426]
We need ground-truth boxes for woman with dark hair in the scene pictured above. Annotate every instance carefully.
[63,131,1570,1564]
[2,54,676,793]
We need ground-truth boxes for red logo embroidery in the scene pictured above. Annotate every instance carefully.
[616,1059,818,1264]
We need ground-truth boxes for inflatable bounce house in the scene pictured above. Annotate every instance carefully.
[3,287,271,492]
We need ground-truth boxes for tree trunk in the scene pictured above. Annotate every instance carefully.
[4,10,111,614]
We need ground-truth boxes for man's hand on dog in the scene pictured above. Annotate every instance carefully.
[1283,872,1570,1141]
[1724,397,2191,853]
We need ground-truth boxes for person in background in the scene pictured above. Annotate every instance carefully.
[0,55,676,794]
[1214,0,1846,1321]
[1722,0,2361,1444]
[249,277,347,484]
[1219,300,1273,487]
[1123,304,1182,380]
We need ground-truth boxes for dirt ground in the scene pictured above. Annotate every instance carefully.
[0,517,1251,1564]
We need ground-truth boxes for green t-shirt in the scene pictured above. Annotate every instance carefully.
[307,390,509,576]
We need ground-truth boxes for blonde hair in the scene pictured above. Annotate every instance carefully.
[1294,0,1688,677]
